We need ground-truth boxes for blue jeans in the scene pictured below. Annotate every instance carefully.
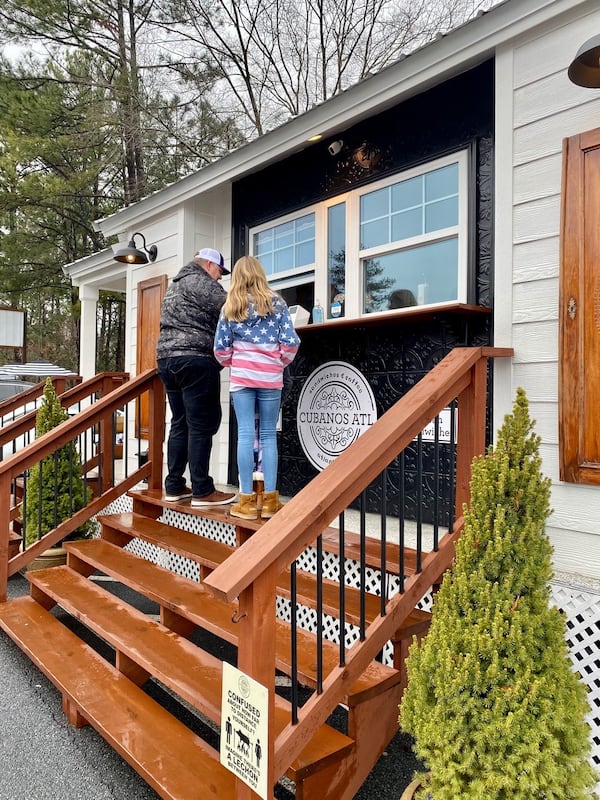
[232,388,281,494]
[157,356,222,497]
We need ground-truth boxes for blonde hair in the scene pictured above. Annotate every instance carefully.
[223,255,275,321]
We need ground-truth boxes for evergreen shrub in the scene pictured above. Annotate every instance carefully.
[399,388,598,799]
[25,378,92,547]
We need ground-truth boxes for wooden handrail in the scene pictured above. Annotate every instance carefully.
[0,370,155,479]
[0,374,83,418]
[203,347,512,603]
[201,345,513,792]
[0,368,164,601]
[0,372,129,451]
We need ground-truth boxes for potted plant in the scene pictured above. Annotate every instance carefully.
[24,378,92,568]
[399,388,599,799]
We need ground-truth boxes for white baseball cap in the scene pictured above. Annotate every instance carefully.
[195,247,230,274]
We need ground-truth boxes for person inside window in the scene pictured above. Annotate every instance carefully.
[388,288,417,309]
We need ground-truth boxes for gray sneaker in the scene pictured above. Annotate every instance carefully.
[191,490,237,507]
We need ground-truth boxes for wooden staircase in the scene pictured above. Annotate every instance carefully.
[0,490,431,800]
[0,348,514,799]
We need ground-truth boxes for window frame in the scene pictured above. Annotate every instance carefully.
[353,150,469,318]
[249,206,319,289]
[248,149,470,319]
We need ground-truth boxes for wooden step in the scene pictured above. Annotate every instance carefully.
[0,595,234,800]
[8,529,21,559]
[98,512,431,657]
[27,565,354,782]
[128,487,262,531]
[99,511,235,567]
[65,538,404,706]
[128,488,428,575]
[99,511,429,631]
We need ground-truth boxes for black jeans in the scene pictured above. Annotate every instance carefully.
[157,355,222,497]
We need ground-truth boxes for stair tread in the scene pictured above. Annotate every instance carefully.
[66,537,407,705]
[99,512,430,631]
[0,595,234,800]
[129,488,428,573]
[28,565,354,781]
[129,487,262,530]
[100,512,235,568]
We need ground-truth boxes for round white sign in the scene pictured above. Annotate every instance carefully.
[297,361,377,471]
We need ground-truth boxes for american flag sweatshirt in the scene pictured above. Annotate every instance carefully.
[213,295,300,390]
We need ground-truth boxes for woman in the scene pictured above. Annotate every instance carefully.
[214,255,300,520]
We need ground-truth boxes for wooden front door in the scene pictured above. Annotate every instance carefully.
[136,275,168,438]
[560,127,600,484]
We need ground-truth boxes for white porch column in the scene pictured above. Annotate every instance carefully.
[78,284,99,380]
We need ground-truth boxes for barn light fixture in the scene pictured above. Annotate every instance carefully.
[568,34,600,88]
[113,232,158,264]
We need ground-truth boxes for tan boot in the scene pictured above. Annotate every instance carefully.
[253,472,264,513]
[230,492,258,520]
[260,490,284,519]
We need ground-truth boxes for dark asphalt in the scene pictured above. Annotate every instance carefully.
[0,571,421,799]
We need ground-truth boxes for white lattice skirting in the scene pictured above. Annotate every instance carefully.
[101,497,600,774]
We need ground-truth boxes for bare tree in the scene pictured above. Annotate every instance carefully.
[154,0,498,138]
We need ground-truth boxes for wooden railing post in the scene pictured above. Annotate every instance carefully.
[98,410,114,493]
[147,374,165,493]
[234,563,278,800]
[52,377,67,395]
[0,472,11,602]
[455,356,488,518]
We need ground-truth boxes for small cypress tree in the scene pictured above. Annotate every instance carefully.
[25,378,91,547]
[399,388,598,799]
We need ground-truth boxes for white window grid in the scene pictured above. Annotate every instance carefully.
[248,150,470,320]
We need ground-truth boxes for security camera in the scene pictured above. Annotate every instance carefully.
[328,139,343,156]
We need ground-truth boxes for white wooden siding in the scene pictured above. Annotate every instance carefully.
[497,4,600,582]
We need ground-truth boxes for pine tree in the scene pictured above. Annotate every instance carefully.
[399,388,598,800]
[25,378,91,546]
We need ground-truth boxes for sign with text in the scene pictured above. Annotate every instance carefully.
[419,407,458,443]
[220,663,269,799]
[0,307,25,348]
[297,361,377,471]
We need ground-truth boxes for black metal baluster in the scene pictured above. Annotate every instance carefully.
[416,433,423,573]
[399,451,405,591]
[338,511,346,667]
[380,469,387,618]
[53,451,59,533]
[68,439,75,517]
[359,490,367,642]
[316,534,323,694]
[290,561,298,724]
[449,399,457,531]
[433,414,440,551]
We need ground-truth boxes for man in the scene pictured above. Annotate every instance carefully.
[156,247,236,506]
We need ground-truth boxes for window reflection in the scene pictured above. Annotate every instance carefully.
[328,203,346,319]
[363,238,459,314]
[360,163,458,249]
